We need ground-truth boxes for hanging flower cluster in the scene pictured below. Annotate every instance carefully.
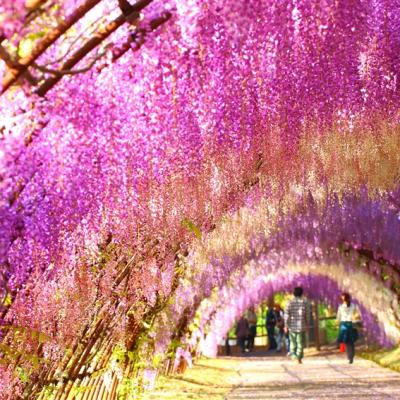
[152,187,400,359]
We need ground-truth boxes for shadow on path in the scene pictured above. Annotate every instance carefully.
[223,347,400,400]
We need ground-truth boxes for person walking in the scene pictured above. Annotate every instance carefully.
[224,335,231,356]
[235,315,249,354]
[246,306,257,352]
[266,305,277,350]
[284,287,311,364]
[337,292,359,364]
[284,327,290,355]
[274,304,285,352]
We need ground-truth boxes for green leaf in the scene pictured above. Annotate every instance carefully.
[70,386,91,396]
[127,351,136,363]
[16,367,30,384]
[3,293,12,307]
[142,321,151,329]
[90,367,107,379]
[38,332,49,344]
[181,218,202,239]
[0,343,19,358]
[17,31,46,58]
[152,354,163,368]
[31,330,39,341]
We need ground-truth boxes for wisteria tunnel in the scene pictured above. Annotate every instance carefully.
[1,0,400,399]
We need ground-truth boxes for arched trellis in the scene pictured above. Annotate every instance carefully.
[151,188,400,362]
[196,268,398,357]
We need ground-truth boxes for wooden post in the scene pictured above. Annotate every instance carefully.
[1,0,102,93]
[314,301,321,351]
[36,0,154,96]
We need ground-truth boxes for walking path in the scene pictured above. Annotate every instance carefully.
[225,350,400,400]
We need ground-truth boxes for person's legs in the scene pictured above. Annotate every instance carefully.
[267,327,277,349]
[248,326,256,351]
[296,332,305,361]
[244,336,249,352]
[346,341,355,363]
[276,332,283,352]
[238,337,245,353]
[245,334,251,351]
[242,337,246,353]
[289,331,297,358]
[267,328,272,349]
[289,332,304,362]
[225,338,231,356]
[285,333,290,354]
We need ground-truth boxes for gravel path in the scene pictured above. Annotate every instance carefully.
[225,351,400,400]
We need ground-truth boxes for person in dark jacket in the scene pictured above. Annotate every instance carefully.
[266,306,277,350]
[274,304,285,352]
[235,315,249,354]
